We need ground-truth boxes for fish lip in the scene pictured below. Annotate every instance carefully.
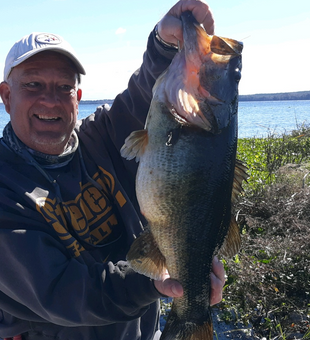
[205,95,224,106]
[210,36,243,56]
[169,106,192,126]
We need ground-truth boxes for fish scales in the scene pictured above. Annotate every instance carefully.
[121,11,246,340]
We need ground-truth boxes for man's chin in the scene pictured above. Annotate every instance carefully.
[30,134,68,155]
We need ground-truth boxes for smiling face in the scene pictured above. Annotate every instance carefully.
[0,51,82,155]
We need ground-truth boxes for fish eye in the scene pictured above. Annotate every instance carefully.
[235,68,242,82]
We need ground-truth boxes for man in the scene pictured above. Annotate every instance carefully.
[0,1,225,339]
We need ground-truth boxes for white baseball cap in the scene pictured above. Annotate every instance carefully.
[3,32,86,81]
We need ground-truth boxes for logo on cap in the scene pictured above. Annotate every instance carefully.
[35,33,62,45]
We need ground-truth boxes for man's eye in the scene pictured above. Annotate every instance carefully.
[24,82,41,89]
[59,85,74,92]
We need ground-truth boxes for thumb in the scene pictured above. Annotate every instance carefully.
[154,278,183,297]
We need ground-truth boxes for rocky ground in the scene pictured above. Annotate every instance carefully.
[212,308,255,339]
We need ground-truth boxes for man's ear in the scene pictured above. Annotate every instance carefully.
[0,81,11,114]
[77,89,82,102]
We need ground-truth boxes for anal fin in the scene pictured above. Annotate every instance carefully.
[218,215,241,258]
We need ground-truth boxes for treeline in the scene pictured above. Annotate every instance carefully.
[80,99,114,106]
[239,90,310,101]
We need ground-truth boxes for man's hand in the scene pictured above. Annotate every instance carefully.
[154,256,226,306]
[157,0,214,47]
[210,256,226,305]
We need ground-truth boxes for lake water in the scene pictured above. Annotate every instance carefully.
[0,100,309,138]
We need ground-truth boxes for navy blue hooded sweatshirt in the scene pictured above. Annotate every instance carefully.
[0,30,177,340]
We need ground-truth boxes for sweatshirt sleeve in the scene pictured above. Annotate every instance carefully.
[0,214,161,326]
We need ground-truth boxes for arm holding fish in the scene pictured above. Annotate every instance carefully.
[154,256,225,305]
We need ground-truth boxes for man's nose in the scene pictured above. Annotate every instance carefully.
[39,87,59,107]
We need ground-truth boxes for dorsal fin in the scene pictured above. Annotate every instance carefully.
[231,159,248,203]
[120,130,148,162]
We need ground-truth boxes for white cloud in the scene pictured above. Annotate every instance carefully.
[115,27,126,35]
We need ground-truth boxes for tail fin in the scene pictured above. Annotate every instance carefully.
[160,306,213,340]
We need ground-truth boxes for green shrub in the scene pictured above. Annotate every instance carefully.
[237,125,310,195]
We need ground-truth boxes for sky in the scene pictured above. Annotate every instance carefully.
[0,0,309,101]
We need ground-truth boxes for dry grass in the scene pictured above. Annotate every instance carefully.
[220,170,310,339]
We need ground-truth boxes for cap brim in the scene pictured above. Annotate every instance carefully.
[5,46,86,81]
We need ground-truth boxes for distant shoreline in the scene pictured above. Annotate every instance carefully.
[239,90,310,101]
[0,91,309,107]
[79,91,310,105]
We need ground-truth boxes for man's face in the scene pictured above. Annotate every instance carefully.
[0,51,81,155]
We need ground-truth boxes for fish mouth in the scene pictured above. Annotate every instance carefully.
[163,11,243,133]
[168,93,222,132]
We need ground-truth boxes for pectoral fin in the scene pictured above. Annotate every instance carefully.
[127,228,167,280]
[120,130,148,162]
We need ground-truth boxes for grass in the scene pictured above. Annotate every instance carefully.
[237,122,310,195]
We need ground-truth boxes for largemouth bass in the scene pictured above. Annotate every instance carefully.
[121,11,247,340]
